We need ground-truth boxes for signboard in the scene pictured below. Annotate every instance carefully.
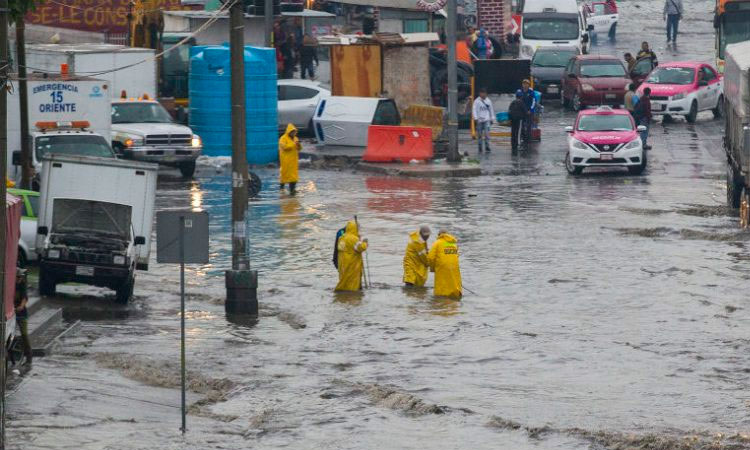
[156,211,209,264]
[26,0,195,34]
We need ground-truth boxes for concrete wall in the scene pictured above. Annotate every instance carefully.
[382,45,431,111]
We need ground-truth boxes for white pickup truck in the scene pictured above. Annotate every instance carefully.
[111,97,202,178]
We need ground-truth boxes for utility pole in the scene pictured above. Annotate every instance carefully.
[126,0,134,46]
[0,0,9,445]
[225,0,258,316]
[15,18,31,189]
[264,0,273,47]
[445,0,460,162]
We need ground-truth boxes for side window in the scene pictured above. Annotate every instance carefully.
[372,101,400,126]
[701,66,717,81]
[283,86,318,100]
[593,4,605,15]
[604,3,616,14]
[278,85,287,101]
[26,195,39,218]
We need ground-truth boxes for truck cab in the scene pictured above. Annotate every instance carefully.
[10,121,116,190]
[111,95,202,178]
[519,0,592,60]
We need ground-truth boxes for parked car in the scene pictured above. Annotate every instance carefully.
[8,188,39,267]
[564,105,647,175]
[637,62,724,123]
[531,46,580,98]
[278,79,331,133]
[561,54,630,110]
[629,56,658,88]
[585,0,618,42]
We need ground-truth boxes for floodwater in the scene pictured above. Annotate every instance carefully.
[8,1,750,449]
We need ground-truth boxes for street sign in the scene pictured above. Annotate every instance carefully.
[155,210,209,434]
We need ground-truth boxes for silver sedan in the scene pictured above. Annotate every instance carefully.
[277,79,331,134]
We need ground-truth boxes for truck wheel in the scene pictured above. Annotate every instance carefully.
[38,269,56,296]
[741,188,750,229]
[608,23,617,41]
[713,95,725,119]
[727,164,743,208]
[248,171,262,198]
[115,278,134,304]
[179,161,197,178]
[686,101,698,123]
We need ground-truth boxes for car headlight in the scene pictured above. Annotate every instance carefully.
[672,93,685,101]
[521,45,534,57]
[571,138,589,150]
[581,83,595,92]
[191,135,202,148]
[113,255,126,265]
[623,139,641,150]
[124,137,144,147]
[47,249,60,259]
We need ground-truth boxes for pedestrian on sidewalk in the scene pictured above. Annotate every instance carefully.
[508,91,527,155]
[663,0,683,44]
[624,83,640,118]
[279,123,301,194]
[637,41,658,66]
[634,87,652,150]
[14,269,32,365]
[624,53,636,73]
[300,34,319,80]
[473,88,495,154]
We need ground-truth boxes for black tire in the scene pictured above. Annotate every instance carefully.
[248,171,262,198]
[179,161,197,178]
[572,93,583,112]
[565,152,583,175]
[115,277,134,304]
[608,23,617,41]
[713,95,725,119]
[727,163,743,208]
[686,101,698,123]
[17,248,27,268]
[38,268,55,296]
[628,162,646,175]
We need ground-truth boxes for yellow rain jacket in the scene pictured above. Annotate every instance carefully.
[279,123,301,184]
[335,221,368,291]
[403,231,429,287]
[6,178,14,188]
[427,233,462,298]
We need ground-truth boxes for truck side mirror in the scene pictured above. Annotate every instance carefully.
[582,34,590,43]
[12,150,21,166]
[134,236,146,245]
[38,226,48,235]
[713,14,719,29]
[587,24,594,31]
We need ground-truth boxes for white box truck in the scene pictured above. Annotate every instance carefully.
[24,43,157,99]
[6,74,113,186]
[35,155,157,304]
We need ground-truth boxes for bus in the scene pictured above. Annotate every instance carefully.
[714,0,750,72]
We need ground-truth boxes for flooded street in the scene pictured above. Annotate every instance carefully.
[8,1,750,449]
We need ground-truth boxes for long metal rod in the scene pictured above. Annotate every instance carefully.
[179,217,186,433]
[15,18,31,190]
[230,0,249,271]
[446,0,459,161]
[264,0,273,47]
[0,0,9,444]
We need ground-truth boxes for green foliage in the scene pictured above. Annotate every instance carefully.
[9,0,41,22]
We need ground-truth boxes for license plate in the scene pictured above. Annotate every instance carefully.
[600,154,614,161]
[76,265,94,276]
[547,86,559,94]
[605,94,616,99]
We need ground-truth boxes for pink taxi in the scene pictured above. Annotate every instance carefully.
[564,106,647,175]
[637,62,723,123]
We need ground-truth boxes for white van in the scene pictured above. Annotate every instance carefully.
[518,0,592,59]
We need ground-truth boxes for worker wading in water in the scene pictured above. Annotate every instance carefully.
[279,123,301,194]
[403,226,431,287]
[335,221,369,291]
[427,230,462,298]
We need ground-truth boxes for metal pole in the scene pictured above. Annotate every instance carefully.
[127,0,134,47]
[179,217,186,433]
[0,0,9,445]
[264,0,273,47]
[446,0,460,162]
[15,18,31,190]
[225,0,259,316]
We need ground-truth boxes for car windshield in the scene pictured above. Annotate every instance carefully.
[523,18,579,40]
[580,61,627,77]
[577,114,633,131]
[646,67,695,85]
[719,11,750,59]
[532,50,577,67]
[112,103,174,124]
[35,135,115,160]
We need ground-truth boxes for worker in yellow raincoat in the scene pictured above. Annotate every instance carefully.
[335,221,368,291]
[6,177,15,188]
[427,229,462,298]
[403,225,431,287]
[278,123,301,194]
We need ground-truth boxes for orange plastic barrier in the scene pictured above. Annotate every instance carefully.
[363,125,433,163]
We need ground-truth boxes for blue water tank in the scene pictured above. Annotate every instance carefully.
[189,45,278,164]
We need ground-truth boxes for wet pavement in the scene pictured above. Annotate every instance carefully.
[8,1,750,449]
